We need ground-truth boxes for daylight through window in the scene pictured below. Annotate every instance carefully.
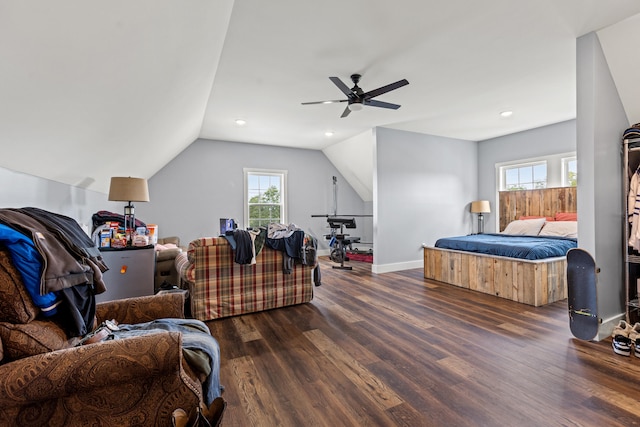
[244,169,287,228]
[502,162,547,190]
[562,156,577,187]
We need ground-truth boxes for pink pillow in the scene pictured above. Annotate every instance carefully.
[519,215,555,222]
[555,212,577,221]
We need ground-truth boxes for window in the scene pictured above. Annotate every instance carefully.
[501,161,547,190]
[562,156,577,187]
[244,169,287,228]
[496,152,576,194]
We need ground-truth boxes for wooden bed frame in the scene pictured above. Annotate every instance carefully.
[423,187,577,306]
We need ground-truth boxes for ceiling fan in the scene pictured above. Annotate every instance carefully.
[302,74,409,118]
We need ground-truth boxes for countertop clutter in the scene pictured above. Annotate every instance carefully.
[97,221,158,248]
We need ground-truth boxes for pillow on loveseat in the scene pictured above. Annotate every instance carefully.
[0,247,38,324]
[0,320,75,361]
[0,247,77,361]
[175,252,192,282]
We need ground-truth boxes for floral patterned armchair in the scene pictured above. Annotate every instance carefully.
[0,247,203,427]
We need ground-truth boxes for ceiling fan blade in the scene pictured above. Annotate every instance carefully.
[301,99,346,105]
[340,105,351,118]
[329,77,353,97]
[365,99,401,110]
[363,79,409,100]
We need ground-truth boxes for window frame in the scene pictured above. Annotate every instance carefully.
[562,156,577,187]
[500,160,548,191]
[243,168,288,228]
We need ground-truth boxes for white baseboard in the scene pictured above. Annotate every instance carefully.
[372,259,422,274]
[317,250,421,274]
[596,312,625,342]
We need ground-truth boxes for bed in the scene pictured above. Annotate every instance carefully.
[423,187,577,306]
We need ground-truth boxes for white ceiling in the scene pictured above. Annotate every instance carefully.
[2,0,640,194]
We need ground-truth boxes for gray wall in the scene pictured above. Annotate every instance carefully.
[0,166,118,233]
[140,138,368,248]
[373,127,478,272]
[477,120,577,233]
[577,32,628,338]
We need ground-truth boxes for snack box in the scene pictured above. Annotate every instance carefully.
[99,229,111,247]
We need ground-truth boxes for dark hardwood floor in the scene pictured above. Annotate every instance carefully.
[206,258,640,426]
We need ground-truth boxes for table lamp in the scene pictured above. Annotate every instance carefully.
[108,177,149,245]
[471,200,491,234]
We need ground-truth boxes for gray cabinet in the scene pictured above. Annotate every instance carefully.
[97,246,155,303]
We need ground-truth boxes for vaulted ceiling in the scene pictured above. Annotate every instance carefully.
[2,1,640,194]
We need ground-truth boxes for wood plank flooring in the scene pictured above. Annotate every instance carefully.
[206,258,640,426]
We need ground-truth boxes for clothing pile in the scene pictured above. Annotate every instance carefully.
[91,210,146,231]
[0,207,107,336]
[222,223,321,285]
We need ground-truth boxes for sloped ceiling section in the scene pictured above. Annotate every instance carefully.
[322,130,375,202]
[0,1,234,193]
[597,14,640,126]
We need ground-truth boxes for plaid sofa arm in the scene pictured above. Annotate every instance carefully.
[177,237,233,284]
[175,251,194,283]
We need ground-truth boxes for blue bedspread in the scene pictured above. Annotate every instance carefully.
[434,234,577,260]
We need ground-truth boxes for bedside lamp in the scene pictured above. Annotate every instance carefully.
[108,177,150,245]
[471,200,491,234]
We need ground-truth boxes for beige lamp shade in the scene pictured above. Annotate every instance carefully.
[108,177,150,202]
[471,200,491,214]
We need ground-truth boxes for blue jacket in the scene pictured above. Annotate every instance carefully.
[0,223,60,316]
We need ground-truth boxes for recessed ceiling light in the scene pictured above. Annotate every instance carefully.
[235,119,246,126]
[325,131,334,137]
[500,111,513,118]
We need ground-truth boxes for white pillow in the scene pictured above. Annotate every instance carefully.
[538,221,577,238]
[501,218,546,236]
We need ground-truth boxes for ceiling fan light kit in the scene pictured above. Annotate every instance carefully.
[302,73,409,118]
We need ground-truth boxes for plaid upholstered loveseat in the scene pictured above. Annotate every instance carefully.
[176,236,316,321]
[0,247,204,426]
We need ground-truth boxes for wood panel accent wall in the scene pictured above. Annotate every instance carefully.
[498,187,577,231]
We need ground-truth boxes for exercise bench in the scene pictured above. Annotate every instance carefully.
[326,217,360,270]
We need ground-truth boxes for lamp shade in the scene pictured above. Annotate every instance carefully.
[471,200,491,214]
[108,177,150,202]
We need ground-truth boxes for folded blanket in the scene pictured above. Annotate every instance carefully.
[113,318,221,405]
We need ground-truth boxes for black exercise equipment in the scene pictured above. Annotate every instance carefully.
[325,217,360,270]
[311,176,372,270]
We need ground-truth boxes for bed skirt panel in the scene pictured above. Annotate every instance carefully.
[423,246,567,306]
